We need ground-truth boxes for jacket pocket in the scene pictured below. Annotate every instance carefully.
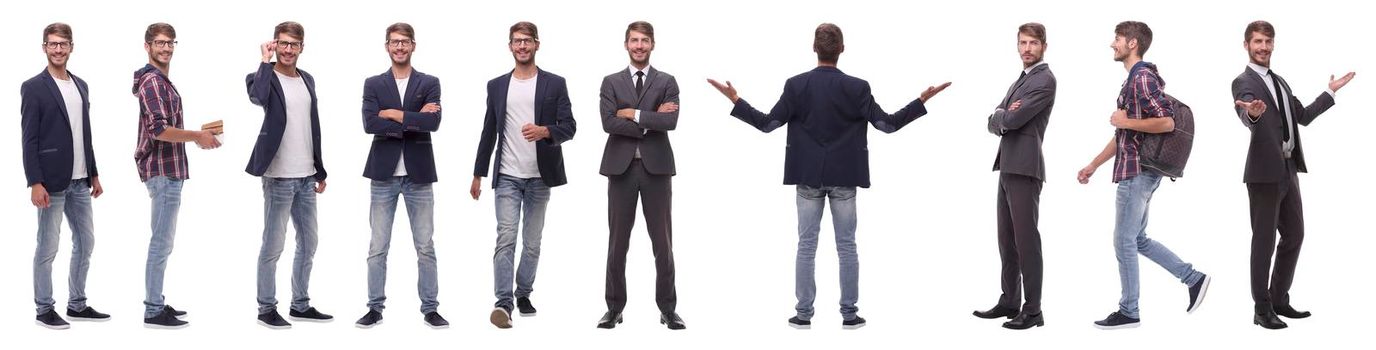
[39,148,59,154]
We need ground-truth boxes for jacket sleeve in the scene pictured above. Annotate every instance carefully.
[544,78,576,146]
[361,78,404,138]
[401,77,441,132]
[473,83,499,178]
[20,82,45,187]
[637,76,679,131]
[600,76,645,138]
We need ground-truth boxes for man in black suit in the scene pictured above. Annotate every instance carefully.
[708,23,949,330]
[972,22,1056,330]
[596,21,683,330]
[21,22,111,330]
[1230,20,1355,330]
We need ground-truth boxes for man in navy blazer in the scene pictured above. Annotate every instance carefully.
[244,21,332,329]
[708,23,949,330]
[21,22,111,330]
[470,21,576,329]
[355,22,447,330]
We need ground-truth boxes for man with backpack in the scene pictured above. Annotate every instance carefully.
[1076,21,1210,330]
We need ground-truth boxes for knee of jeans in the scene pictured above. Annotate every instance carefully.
[521,242,541,255]
[1135,236,1154,251]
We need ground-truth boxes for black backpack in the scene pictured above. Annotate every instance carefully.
[1140,93,1194,179]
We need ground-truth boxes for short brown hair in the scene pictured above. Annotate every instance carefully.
[625,21,654,43]
[275,21,305,41]
[144,22,176,43]
[1244,20,1275,42]
[1018,22,1046,44]
[386,22,414,41]
[1114,21,1152,57]
[44,22,73,42]
[510,21,539,41]
[814,23,843,63]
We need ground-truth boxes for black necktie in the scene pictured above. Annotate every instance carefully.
[1270,71,1290,142]
[1019,71,1027,81]
[635,71,645,96]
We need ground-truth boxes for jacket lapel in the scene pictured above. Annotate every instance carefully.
[534,69,548,125]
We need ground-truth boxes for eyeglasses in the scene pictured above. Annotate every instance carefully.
[276,40,303,50]
[509,37,539,47]
[387,39,415,48]
[44,41,72,50]
[148,40,178,48]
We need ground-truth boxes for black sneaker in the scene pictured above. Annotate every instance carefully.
[288,307,334,322]
[1187,274,1211,314]
[788,316,811,329]
[164,305,188,319]
[36,309,70,330]
[144,309,189,329]
[424,311,449,329]
[517,297,537,317]
[490,307,512,329]
[66,306,111,321]
[257,310,292,330]
[1093,311,1140,330]
[842,316,867,330]
[355,309,383,329]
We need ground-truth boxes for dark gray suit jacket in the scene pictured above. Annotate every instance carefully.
[987,63,1056,181]
[1231,67,1334,183]
[598,66,679,176]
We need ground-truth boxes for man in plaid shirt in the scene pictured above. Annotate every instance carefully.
[1077,21,1210,330]
[131,22,220,330]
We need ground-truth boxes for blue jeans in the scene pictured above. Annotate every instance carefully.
[492,175,550,310]
[144,176,183,318]
[33,178,95,315]
[367,177,438,313]
[795,185,859,321]
[1114,172,1203,319]
[256,177,319,314]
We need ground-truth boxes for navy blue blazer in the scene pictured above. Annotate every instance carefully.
[245,62,327,181]
[730,66,928,188]
[20,69,98,192]
[473,68,577,188]
[361,68,442,183]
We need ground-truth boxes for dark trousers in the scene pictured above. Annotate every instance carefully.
[605,160,676,314]
[1246,160,1305,310]
[995,173,1043,314]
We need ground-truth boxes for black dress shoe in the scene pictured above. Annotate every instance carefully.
[1254,311,1288,329]
[597,311,623,329]
[1002,311,1044,330]
[1274,304,1311,319]
[660,312,686,330]
[973,305,1020,319]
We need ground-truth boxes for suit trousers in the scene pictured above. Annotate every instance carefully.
[1246,159,1305,309]
[604,160,676,314]
[995,172,1043,314]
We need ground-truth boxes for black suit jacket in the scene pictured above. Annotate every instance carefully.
[473,68,577,188]
[987,63,1056,181]
[361,68,442,183]
[20,69,98,192]
[598,66,679,176]
[1231,67,1334,183]
[729,66,927,188]
[245,62,327,181]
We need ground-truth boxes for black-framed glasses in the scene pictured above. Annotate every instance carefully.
[387,39,415,48]
[43,41,72,50]
[276,40,303,50]
[510,37,538,47]
[148,40,178,48]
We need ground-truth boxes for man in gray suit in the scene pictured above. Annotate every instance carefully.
[596,21,683,330]
[973,22,1055,330]
[1230,20,1355,330]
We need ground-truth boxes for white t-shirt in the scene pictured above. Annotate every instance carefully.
[499,75,540,179]
[54,76,87,180]
[263,71,317,178]
[393,77,409,177]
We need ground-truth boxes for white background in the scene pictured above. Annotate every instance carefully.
[1,0,1370,348]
